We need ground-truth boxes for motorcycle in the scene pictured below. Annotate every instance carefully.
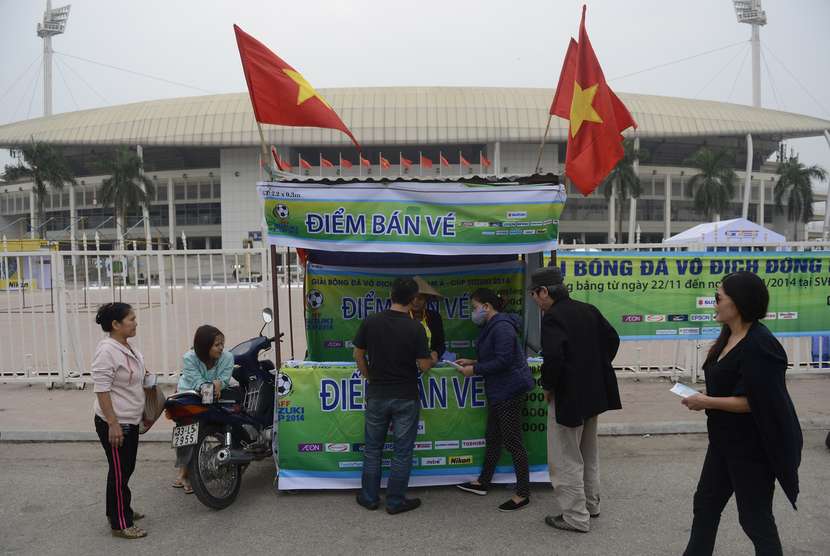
[164,308,282,509]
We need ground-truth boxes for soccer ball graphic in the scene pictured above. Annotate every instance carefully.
[274,204,290,219]
[306,289,324,310]
[277,371,293,397]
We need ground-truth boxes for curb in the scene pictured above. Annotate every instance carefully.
[3,418,828,442]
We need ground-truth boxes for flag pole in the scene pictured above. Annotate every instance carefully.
[419,151,422,178]
[399,152,403,177]
[319,153,323,178]
[339,152,342,177]
[256,122,274,177]
[379,152,383,179]
[535,114,553,174]
[439,151,442,179]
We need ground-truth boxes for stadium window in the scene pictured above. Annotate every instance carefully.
[213,182,221,199]
[156,185,167,201]
[200,182,212,199]
[186,183,198,200]
[174,183,186,200]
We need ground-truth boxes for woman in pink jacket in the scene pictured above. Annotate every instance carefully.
[92,302,149,540]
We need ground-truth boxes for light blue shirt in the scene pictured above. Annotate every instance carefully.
[177,349,234,392]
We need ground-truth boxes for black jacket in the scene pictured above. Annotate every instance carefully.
[423,309,445,357]
[473,313,534,404]
[540,297,621,427]
[704,322,802,509]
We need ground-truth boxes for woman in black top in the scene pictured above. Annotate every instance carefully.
[681,272,802,556]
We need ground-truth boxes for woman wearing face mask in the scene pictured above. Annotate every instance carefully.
[454,288,534,511]
[681,272,802,556]
[173,325,237,493]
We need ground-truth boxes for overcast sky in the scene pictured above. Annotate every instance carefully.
[1,0,828,189]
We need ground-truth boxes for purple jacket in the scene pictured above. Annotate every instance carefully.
[473,313,534,404]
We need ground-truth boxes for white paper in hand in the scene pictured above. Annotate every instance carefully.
[443,360,463,370]
[670,383,699,398]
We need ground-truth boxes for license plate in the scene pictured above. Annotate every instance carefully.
[172,423,199,448]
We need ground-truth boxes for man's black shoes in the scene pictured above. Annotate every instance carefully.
[386,498,421,515]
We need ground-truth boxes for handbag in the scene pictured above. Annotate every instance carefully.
[139,384,166,435]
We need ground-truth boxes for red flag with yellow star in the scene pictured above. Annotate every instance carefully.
[234,25,360,149]
[560,7,636,195]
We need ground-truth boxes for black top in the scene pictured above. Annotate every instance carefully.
[702,322,802,509]
[353,310,430,400]
[540,297,621,427]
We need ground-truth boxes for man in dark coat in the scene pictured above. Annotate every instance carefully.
[529,267,621,533]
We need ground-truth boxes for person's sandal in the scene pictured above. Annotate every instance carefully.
[132,511,145,521]
[112,526,147,539]
[183,483,193,494]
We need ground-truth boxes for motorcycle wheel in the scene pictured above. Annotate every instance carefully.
[825,430,830,451]
[187,424,242,510]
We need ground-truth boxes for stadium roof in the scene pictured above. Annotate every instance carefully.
[0,87,828,148]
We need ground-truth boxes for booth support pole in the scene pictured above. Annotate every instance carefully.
[286,246,295,360]
[270,244,282,366]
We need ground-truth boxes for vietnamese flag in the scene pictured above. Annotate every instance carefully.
[439,154,450,167]
[320,156,334,168]
[400,155,413,169]
[359,155,371,167]
[234,25,360,149]
[299,156,312,170]
[380,156,391,169]
[556,6,636,195]
[340,156,353,169]
[460,154,471,167]
[480,153,492,168]
[420,154,433,169]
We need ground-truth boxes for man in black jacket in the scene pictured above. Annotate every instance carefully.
[529,267,621,533]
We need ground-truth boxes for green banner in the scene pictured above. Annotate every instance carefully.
[556,252,830,339]
[258,181,565,255]
[304,261,526,361]
[276,365,549,490]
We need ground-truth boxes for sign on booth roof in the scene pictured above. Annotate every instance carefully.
[257,181,566,256]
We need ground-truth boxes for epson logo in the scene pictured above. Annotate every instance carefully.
[689,314,711,322]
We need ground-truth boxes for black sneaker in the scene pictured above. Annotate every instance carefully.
[498,497,530,512]
[386,498,421,515]
[356,494,379,511]
[456,482,488,496]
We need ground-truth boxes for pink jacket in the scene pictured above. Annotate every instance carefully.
[92,337,147,425]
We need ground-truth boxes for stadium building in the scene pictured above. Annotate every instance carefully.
[0,86,828,249]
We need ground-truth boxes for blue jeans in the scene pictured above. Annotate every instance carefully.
[359,397,420,509]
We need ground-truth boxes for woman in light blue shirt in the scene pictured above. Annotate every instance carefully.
[172,325,235,493]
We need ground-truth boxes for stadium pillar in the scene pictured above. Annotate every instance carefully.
[29,190,36,239]
[664,173,671,241]
[628,136,640,242]
[741,134,753,219]
[69,182,77,251]
[759,177,766,228]
[494,141,501,177]
[137,145,152,249]
[167,177,175,249]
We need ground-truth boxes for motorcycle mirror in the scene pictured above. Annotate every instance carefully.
[262,308,273,324]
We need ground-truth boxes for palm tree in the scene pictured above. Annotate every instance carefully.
[97,147,155,248]
[685,147,737,221]
[2,142,75,238]
[601,139,647,242]
[774,155,827,240]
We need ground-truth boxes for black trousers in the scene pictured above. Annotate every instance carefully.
[95,415,139,530]
[683,444,782,556]
[478,393,530,498]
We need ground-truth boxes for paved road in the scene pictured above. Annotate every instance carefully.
[1,432,828,555]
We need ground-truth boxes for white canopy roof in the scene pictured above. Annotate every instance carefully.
[663,218,786,245]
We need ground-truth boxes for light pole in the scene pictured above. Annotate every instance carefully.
[37,1,71,117]
[732,0,766,109]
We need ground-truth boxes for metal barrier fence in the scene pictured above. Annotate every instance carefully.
[1,241,828,385]
[0,247,307,385]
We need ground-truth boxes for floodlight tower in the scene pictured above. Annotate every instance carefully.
[37,1,71,117]
[733,0,766,108]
